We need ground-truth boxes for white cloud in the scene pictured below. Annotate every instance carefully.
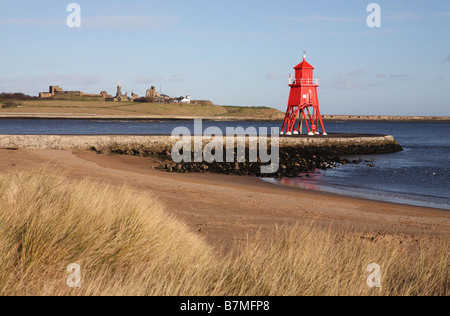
[83,15,180,30]
[346,69,366,77]
[389,74,413,81]
[374,73,413,82]
[0,74,104,95]
[0,74,103,86]
[0,15,180,30]
[384,10,450,21]
[322,78,366,90]
[0,18,63,27]
[322,69,392,90]
[383,11,430,21]
[261,14,361,23]
[442,55,450,63]
[133,75,186,85]
[437,12,450,17]
[133,76,158,85]
[322,75,365,91]
[265,73,286,80]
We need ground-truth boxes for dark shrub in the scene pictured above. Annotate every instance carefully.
[1,101,20,108]
[0,93,39,101]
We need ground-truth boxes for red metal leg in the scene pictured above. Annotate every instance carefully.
[316,107,327,135]
[280,106,290,134]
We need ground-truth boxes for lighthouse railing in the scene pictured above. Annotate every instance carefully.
[299,79,319,85]
[290,79,319,85]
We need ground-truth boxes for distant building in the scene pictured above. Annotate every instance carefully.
[145,86,160,98]
[160,94,170,101]
[131,91,139,101]
[39,86,63,98]
[180,95,191,104]
[39,82,196,104]
[39,85,106,100]
[105,81,131,102]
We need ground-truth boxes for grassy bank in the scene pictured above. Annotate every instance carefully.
[0,169,447,296]
[0,99,284,120]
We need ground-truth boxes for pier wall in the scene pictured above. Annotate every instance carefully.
[0,134,402,156]
[0,134,403,177]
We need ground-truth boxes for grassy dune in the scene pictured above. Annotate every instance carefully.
[0,169,447,296]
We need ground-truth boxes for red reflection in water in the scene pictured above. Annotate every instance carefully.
[278,172,324,191]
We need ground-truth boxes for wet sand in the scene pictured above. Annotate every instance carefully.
[1,149,448,250]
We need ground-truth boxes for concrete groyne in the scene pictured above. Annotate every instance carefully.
[0,134,402,155]
[0,134,402,177]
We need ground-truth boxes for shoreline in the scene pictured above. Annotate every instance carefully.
[1,149,448,250]
[262,177,450,211]
[0,113,449,122]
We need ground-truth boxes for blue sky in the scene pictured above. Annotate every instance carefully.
[0,0,449,115]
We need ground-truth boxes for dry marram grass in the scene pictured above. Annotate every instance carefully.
[0,169,447,296]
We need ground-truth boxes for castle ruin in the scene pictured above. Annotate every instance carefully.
[38,81,201,104]
[145,86,160,98]
[39,85,110,101]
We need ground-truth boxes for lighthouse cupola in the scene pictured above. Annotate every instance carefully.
[293,53,315,84]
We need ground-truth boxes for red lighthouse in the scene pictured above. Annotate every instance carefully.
[281,53,327,136]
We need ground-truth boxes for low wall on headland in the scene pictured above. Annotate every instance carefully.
[0,134,402,156]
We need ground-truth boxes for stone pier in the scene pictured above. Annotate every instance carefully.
[0,134,403,177]
[0,134,402,155]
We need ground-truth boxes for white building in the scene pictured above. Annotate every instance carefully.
[180,95,191,104]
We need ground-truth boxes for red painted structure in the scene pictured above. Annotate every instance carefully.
[281,54,327,136]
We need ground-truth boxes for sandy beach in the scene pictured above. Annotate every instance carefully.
[1,148,448,251]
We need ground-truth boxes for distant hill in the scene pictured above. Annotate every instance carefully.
[0,99,285,120]
[221,106,284,120]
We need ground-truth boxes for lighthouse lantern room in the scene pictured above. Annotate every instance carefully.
[281,53,327,136]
